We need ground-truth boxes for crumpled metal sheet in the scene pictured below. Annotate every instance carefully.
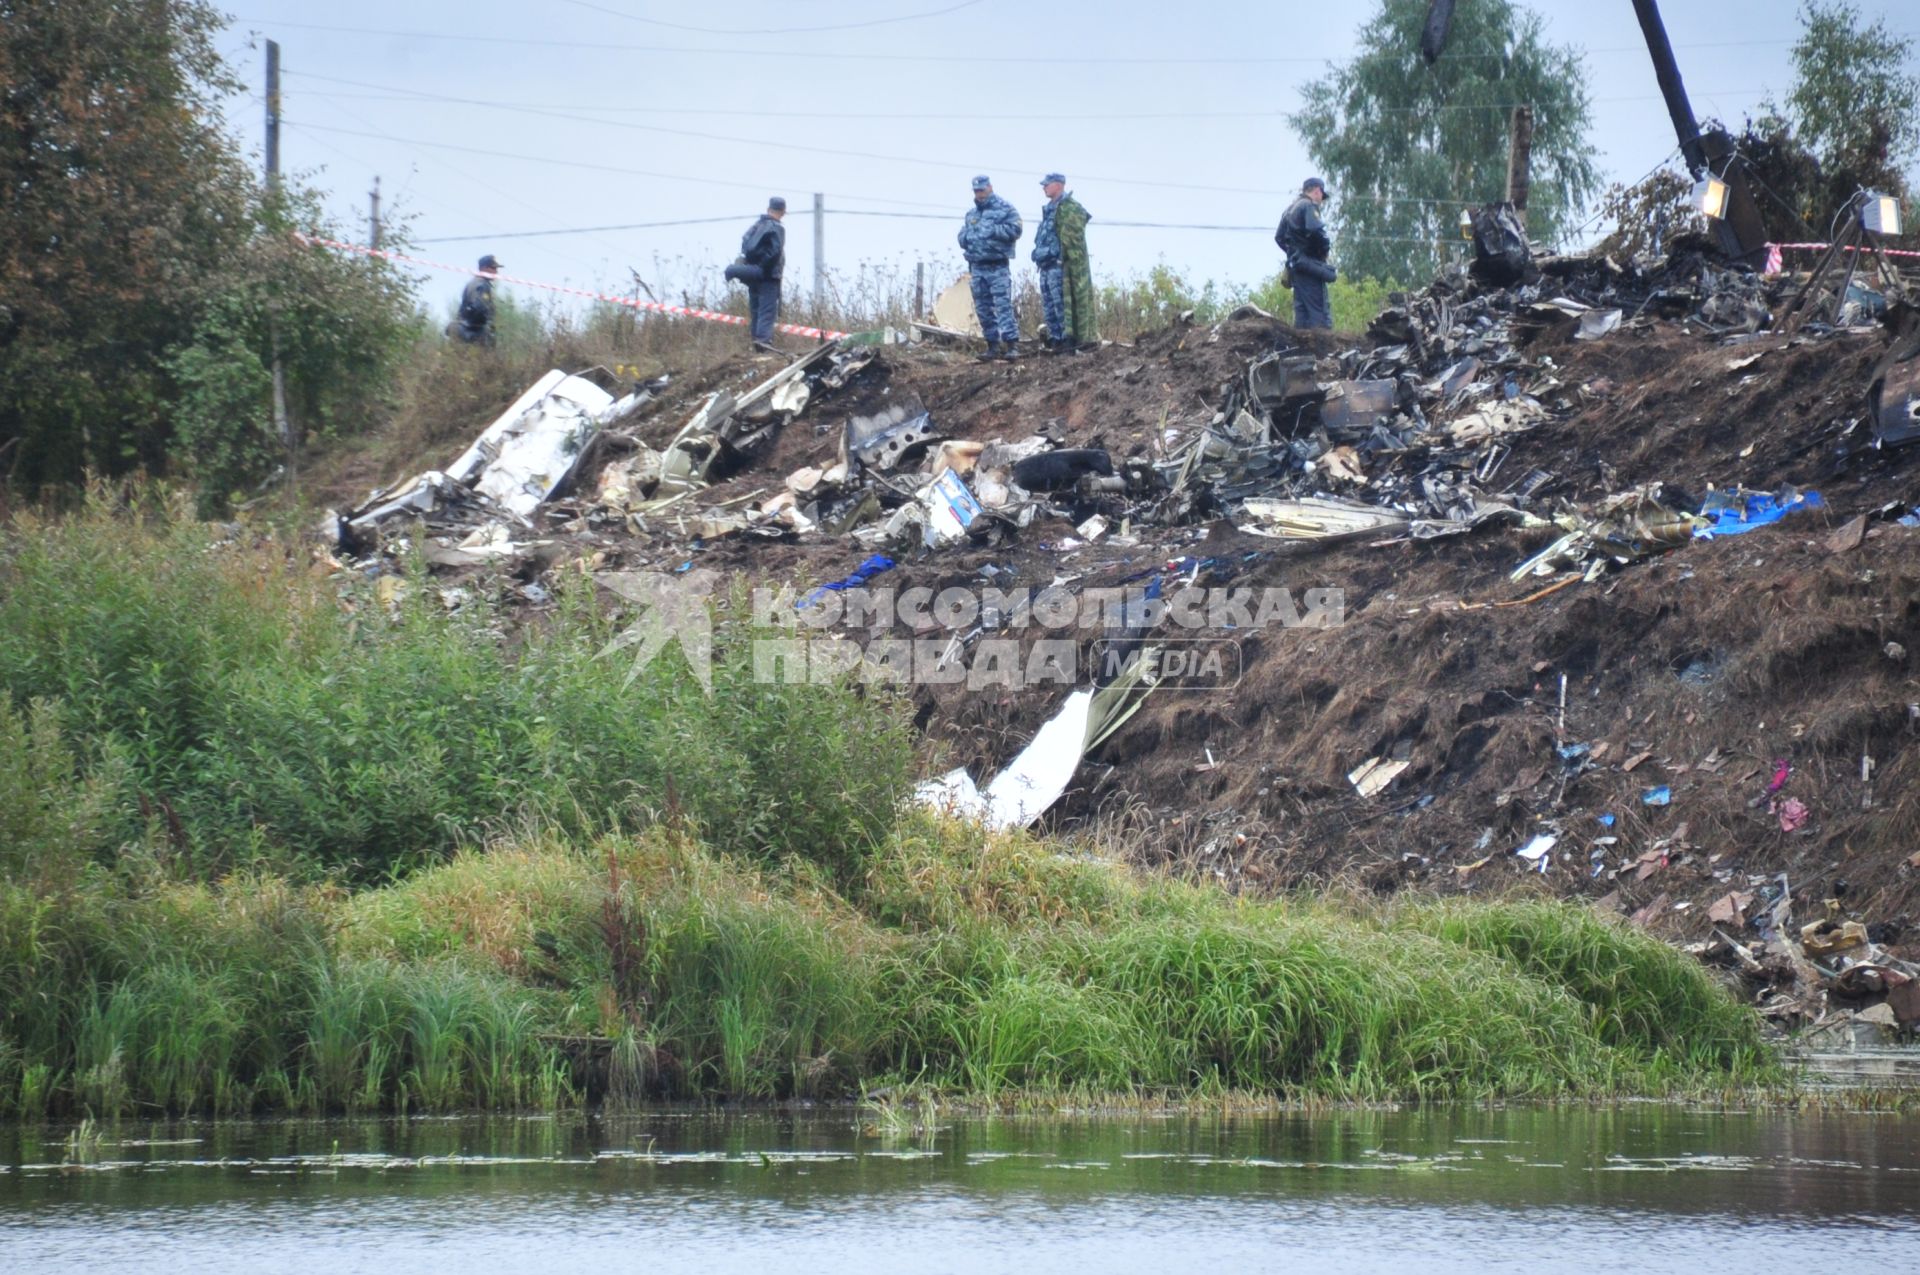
[1239,496,1412,540]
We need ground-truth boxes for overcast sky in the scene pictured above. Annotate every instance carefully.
[213,1,1920,317]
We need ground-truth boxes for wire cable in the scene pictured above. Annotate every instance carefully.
[555,0,982,35]
[238,19,1908,63]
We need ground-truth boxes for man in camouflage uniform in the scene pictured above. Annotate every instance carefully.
[1033,172,1098,353]
[957,174,1023,361]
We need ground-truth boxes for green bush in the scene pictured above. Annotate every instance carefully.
[0,489,916,880]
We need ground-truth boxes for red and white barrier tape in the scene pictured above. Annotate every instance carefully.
[292,234,850,341]
[1766,240,1920,277]
[1771,240,1920,260]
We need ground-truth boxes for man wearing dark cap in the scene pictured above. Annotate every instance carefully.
[454,254,502,347]
[1033,173,1098,353]
[1275,178,1336,330]
[957,175,1023,361]
[726,197,787,353]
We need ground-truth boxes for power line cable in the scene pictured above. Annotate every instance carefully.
[420,214,759,243]
[285,94,637,267]
[284,73,1774,120]
[420,206,1490,246]
[293,80,1314,198]
[289,119,957,210]
[556,0,982,35]
[291,96,1487,205]
[239,19,1909,62]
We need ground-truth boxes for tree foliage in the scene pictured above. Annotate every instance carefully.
[1290,0,1600,283]
[1784,0,1919,182]
[1590,169,1702,263]
[0,0,416,500]
[1597,2,1919,261]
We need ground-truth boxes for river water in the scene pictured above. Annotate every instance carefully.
[4,1106,1917,1271]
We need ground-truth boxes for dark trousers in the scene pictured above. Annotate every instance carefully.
[748,279,781,342]
[1292,275,1332,330]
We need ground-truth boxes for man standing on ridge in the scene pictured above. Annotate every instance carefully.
[958,175,1023,361]
[1276,177,1336,331]
[454,254,502,347]
[1034,172,1098,354]
[725,197,786,353]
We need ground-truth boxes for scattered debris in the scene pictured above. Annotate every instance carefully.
[1349,756,1411,798]
[314,230,1920,1016]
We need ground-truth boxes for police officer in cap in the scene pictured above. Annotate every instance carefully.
[1275,178,1336,330]
[455,254,502,347]
[958,175,1023,360]
[726,197,787,353]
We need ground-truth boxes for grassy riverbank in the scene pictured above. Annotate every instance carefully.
[0,492,1773,1116]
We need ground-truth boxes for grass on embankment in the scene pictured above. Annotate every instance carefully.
[0,819,1773,1117]
[0,484,910,883]
[0,489,1774,1117]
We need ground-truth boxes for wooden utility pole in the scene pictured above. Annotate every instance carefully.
[370,176,381,250]
[812,192,826,312]
[1506,105,1535,226]
[265,40,282,193]
[915,261,926,319]
[265,40,293,466]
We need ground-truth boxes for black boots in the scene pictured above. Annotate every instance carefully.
[976,341,1002,362]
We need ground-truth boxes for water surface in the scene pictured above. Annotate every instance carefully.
[4,1107,1917,1271]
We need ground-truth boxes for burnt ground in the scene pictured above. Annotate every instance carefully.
[361,310,1920,959]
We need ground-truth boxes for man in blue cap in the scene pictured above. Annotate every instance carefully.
[454,254,502,347]
[1275,177,1336,330]
[1033,172,1097,353]
[957,175,1023,361]
[725,197,786,353]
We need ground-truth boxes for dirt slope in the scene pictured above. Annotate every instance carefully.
[397,302,1920,957]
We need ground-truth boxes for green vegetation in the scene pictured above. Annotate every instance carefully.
[1,2,417,504]
[1291,0,1601,279]
[1781,0,1919,180]
[0,486,910,881]
[1093,263,1398,336]
[1598,2,1918,260]
[0,816,1774,1118]
[0,494,1773,1117]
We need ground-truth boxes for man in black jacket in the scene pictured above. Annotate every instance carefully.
[1275,178,1336,330]
[726,197,787,352]
[454,254,502,346]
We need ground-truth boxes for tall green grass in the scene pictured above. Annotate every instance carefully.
[0,485,914,881]
[0,822,1774,1117]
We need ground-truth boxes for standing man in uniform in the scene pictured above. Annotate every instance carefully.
[1044,173,1098,353]
[726,196,787,353]
[454,254,502,347]
[1275,177,1337,331]
[1033,174,1069,353]
[958,175,1023,361]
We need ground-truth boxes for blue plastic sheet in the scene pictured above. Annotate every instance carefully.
[799,554,896,609]
[1694,489,1824,539]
